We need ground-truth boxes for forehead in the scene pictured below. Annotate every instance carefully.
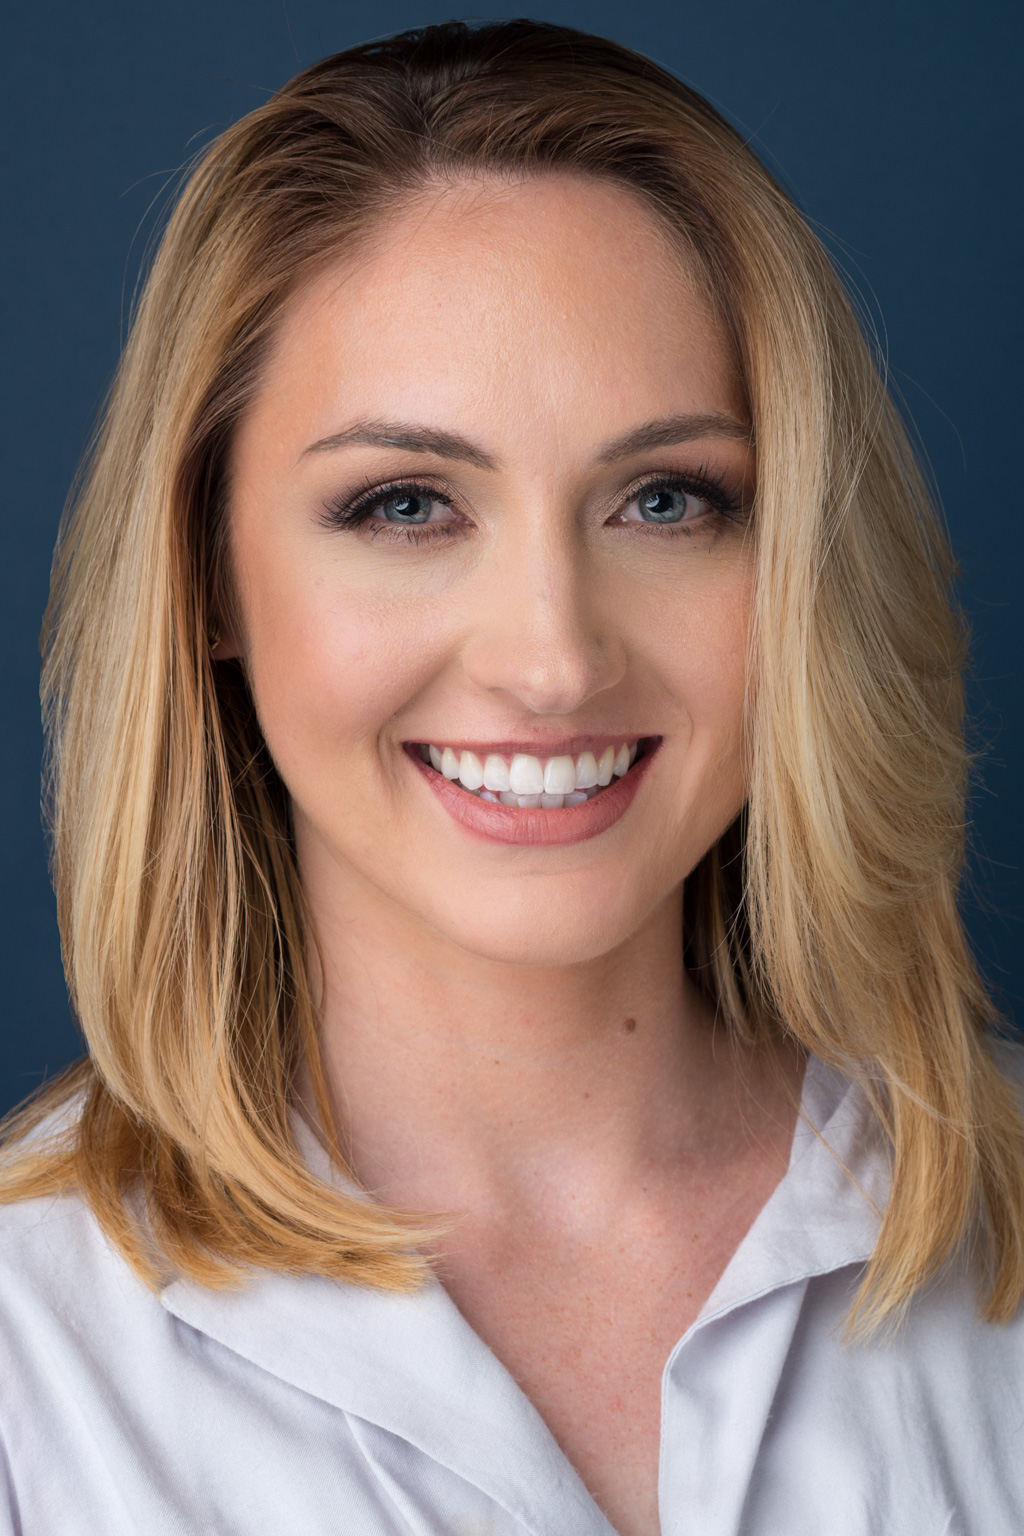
[247,174,745,452]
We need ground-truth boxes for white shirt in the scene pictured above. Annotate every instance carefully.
[1,1050,1023,1535]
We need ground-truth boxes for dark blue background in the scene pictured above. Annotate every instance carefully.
[2,1,1021,1116]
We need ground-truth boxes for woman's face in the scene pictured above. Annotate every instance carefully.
[227,175,754,967]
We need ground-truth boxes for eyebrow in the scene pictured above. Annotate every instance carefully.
[303,420,497,469]
[302,411,751,468]
[596,412,752,462]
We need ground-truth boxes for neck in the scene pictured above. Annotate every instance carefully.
[300,850,796,1227]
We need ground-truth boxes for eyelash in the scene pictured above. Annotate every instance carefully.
[319,467,747,544]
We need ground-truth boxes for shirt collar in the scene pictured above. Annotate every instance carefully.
[163,1258,613,1533]
[694,1054,888,1329]
[161,1122,615,1534]
[160,1056,886,1531]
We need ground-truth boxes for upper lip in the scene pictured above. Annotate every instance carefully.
[407,734,658,757]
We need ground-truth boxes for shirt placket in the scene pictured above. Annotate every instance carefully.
[659,1278,812,1536]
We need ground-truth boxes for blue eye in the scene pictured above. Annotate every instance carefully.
[637,487,694,524]
[377,491,435,523]
[321,480,461,537]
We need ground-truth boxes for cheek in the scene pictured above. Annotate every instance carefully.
[236,553,448,782]
[696,597,750,750]
[645,559,751,727]
[698,581,751,777]
[659,566,752,824]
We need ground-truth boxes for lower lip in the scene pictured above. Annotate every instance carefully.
[406,745,657,846]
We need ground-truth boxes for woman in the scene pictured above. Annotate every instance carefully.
[2,19,1022,1536]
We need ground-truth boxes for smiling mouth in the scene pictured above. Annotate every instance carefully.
[412,739,656,809]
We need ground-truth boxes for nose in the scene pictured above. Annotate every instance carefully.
[459,517,626,716]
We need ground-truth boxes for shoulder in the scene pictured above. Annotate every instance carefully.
[0,1103,181,1411]
[0,1180,130,1280]
[0,1092,158,1343]
[0,1185,171,1373]
[0,1185,251,1533]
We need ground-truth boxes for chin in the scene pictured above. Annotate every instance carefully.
[417,879,659,970]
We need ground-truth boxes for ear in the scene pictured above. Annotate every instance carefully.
[210,630,241,662]
[208,614,242,662]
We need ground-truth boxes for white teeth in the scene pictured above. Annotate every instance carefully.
[458,750,485,791]
[424,740,642,803]
[483,753,511,792]
[574,751,599,789]
[544,755,576,795]
[509,754,544,796]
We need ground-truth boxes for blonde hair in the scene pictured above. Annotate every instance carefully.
[3,19,1022,1327]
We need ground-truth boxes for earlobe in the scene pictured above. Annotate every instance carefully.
[208,625,241,662]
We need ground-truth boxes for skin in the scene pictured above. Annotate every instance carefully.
[224,174,804,1536]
